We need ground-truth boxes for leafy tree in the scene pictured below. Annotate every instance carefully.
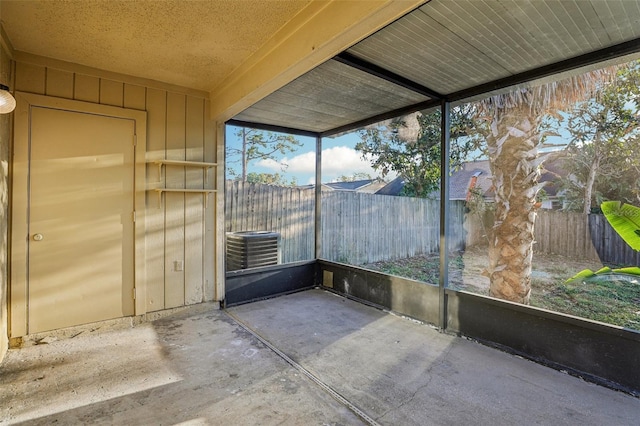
[555,62,640,213]
[245,172,298,186]
[337,172,373,182]
[355,105,482,198]
[226,127,302,181]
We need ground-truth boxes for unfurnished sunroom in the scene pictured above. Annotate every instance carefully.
[0,0,639,405]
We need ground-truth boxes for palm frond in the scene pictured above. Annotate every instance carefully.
[477,66,620,116]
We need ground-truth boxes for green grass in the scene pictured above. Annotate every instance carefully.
[530,276,640,329]
[365,253,468,289]
[369,257,440,284]
[363,253,640,330]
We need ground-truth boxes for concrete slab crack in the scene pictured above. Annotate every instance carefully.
[224,309,380,426]
[376,342,455,423]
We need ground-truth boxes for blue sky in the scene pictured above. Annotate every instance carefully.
[225,122,570,185]
[225,126,386,184]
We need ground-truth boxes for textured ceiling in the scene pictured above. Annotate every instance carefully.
[0,0,312,92]
[3,0,640,135]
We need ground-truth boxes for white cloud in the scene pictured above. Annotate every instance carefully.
[322,146,375,174]
[254,157,284,171]
[276,146,377,173]
[253,146,395,183]
[284,151,315,173]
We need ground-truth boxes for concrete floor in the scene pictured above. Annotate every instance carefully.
[1,289,639,425]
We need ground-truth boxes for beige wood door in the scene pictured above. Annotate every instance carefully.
[28,107,135,333]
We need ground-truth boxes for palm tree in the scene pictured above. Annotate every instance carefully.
[476,68,618,304]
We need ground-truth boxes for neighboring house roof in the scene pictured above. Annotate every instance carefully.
[325,179,375,191]
[375,151,569,200]
[458,151,568,200]
[324,179,387,193]
[453,151,568,201]
[450,161,493,201]
[538,151,568,197]
[374,163,494,199]
[375,176,405,196]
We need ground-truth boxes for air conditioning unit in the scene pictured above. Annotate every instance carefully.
[226,231,281,271]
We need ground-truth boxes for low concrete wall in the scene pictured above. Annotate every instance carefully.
[317,260,440,325]
[225,261,316,307]
[317,259,640,396]
[447,290,640,395]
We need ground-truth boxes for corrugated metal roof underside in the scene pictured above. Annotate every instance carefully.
[349,0,640,95]
[232,59,431,133]
[233,0,640,135]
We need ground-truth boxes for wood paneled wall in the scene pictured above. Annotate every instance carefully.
[14,60,217,312]
[0,40,12,360]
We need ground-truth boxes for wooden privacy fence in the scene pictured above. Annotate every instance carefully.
[534,210,600,262]
[225,181,466,265]
[467,210,639,265]
[587,213,640,266]
[225,181,316,264]
[321,191,466,264]
[466,210,602,262]
[226,181,639,266]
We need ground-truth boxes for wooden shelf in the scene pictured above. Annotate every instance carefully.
[150,188,217,208]
[153,159,217,168]
[154,188,216,193]
[151,160,217,181]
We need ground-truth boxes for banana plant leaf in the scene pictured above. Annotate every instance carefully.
[600,201,640,251]
[613,266,640,275]
[565,266,640,284]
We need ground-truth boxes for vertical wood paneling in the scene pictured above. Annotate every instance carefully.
[74,74,100,103]
[0,46,11,350]
[215,122,225,300]
[14,60,217,316]
[204,104,217,301]
[45,68,73,99]
[14,62,45,94]
[100,78,124,107]
[145,88,167,311]
[185,96,204,304]
[124,84,146,110]
[73,74,100,104]
[165,92,186,308]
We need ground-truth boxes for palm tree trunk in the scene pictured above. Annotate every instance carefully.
[486,105,542,304]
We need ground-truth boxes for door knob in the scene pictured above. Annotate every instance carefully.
[33,233,44,241]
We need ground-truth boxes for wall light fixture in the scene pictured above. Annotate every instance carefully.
[0,84,16,114]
